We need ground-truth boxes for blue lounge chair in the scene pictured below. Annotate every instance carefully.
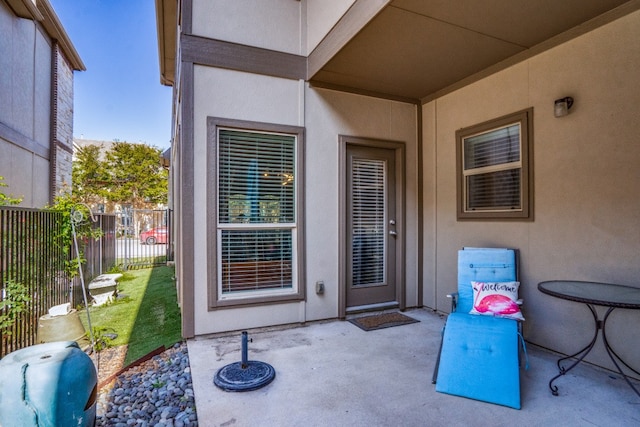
[433,248,525,409]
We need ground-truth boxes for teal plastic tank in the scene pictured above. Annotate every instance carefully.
[0,341,97,426]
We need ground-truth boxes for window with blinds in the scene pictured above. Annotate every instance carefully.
[463,124,521,211]
[217,128,297,296]
[351,158,385,286]
[457,109,533,220]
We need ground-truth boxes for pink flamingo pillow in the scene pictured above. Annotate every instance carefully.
[470,281,524,320]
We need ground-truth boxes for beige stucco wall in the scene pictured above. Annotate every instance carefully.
[188,0,422,335]
[191,66,305,334]
[192,0,303,55]
[190,64,418,334]
[305,0,356,54]
[190,0,359,57]
[422,10,640,370]
[183,1,638,373]
[304,87,419,319]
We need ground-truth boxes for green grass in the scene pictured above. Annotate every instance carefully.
[79,266,182,365]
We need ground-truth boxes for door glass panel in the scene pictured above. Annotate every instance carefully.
[351,157,385,287]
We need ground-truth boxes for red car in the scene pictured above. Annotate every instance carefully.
[140,227,168,245]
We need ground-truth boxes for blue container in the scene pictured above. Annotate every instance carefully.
[0,341,97,426]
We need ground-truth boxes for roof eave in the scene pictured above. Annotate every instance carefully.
[155,0,176,87]
[38,0,86,71]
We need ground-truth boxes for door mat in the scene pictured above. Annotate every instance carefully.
[348,312,419,331]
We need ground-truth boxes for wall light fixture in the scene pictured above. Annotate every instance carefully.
[554,97,574,118]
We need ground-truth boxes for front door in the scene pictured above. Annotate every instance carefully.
[345,144,398,310]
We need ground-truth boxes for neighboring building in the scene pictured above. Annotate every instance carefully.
[72,138,118,160]
[155,0,640,375]
[0,0,84,207]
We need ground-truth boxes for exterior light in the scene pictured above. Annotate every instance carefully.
[554,97,574,118]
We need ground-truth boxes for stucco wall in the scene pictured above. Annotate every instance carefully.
[191,66,305,334]
[190,64,418,335]
[192,0,303,55]
[186,0,420,335]
[182,2,639,373]
[190,0,359,57]
[305,88,419,316]
[0,1,52,207]
[305,0,356,54]
[422,10,640,370]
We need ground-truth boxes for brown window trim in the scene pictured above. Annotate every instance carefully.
[456,108,534,221]
[206,117,306,309]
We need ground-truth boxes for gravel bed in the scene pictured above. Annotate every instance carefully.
[96,342,198,426]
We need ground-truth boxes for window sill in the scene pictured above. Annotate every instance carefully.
[209,292,304,310]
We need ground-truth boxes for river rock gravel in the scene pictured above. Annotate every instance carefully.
[95,342,198,426]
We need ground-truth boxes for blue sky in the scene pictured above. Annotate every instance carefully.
[50,0,172,150]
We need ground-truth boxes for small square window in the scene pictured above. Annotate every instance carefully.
[457,108,533,220]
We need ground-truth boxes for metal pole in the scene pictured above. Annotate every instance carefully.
[241,331,249,369]
[71,211,94,352]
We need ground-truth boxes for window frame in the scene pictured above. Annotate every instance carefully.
[207,117,305,309]
[456,108,534,220]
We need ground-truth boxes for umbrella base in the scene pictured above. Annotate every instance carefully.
[214,360,276,392]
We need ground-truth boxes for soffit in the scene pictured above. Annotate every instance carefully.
[156,0,177,86]
[38,0,85,71]
[6,0,85,70]
[310,0,635,102]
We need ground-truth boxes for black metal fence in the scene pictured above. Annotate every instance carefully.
[82,213,117,280]
[0,207,116,358]
[116,209,173,269]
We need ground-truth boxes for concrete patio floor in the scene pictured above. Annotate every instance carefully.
[187,309,639,427]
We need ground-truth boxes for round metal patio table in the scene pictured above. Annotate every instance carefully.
[537,280,640,397]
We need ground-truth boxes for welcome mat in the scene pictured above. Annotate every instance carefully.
[348,312,419,331]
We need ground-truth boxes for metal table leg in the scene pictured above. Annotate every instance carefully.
[601,307,640,397]
[549,305,640,397]
[549,304,600,396]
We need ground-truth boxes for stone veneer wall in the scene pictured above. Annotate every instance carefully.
[51,43,74,197]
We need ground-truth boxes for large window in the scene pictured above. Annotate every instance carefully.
[208,118,304,307]
[456,108,533,220]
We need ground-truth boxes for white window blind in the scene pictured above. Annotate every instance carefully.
[463,123,522,211]
[217,129,296,295]
[218,130,295,224]
[351,158,385,286]
[220,229,293,293]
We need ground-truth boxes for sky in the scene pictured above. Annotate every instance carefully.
[49,0,172,150]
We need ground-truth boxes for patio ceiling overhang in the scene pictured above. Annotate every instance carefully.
[155,0,640,102]
[309,0,640,103]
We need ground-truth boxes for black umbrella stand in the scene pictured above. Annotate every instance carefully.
[213,331,276,392]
